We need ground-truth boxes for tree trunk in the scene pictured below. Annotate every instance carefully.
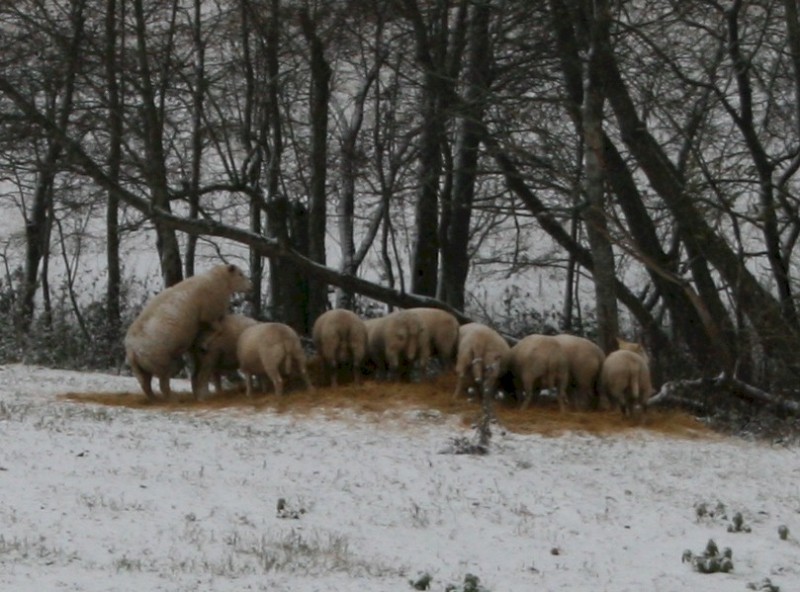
[19,0,86,333]
[581,0,618,354]
[299,7,331,328]
[104,0,122,341]
[132,0,182,287]
[184,0,205,279]
[403,0,448,297]
[440,0,490,311]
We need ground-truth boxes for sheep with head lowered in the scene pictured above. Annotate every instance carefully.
[364,310,430,381]
[124,264,252,400]
[237,322,313,397]
[406,307,460,371]
[312,309,368,387]
[600,338,653,420]
[453,322,511,400]
[190,313,258,399]
[509,334,569,411]
[553,334,606,410]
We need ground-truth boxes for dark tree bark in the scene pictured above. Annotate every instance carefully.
[580,0,618,354]
[299,7,332,330]
[184,0,206,279]
[440,0,490,311]
[402,0,450,297]
[18,0,86,333]
[104,0,123,341]
[131,0,182,287]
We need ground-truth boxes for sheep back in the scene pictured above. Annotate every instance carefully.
[509,334,569,410]
[406,307,459,368]
[600,348,653,418]
[312,309,368,385]
[552,334,606,409]
[454,323,510,398]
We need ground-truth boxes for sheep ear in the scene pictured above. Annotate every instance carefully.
[227,264,236,273]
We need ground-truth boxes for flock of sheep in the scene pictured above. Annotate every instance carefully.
[123,264,653,418]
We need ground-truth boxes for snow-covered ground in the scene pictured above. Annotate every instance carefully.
[1,363,798,591]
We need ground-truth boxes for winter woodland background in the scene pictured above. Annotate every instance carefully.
[2,0,800,411]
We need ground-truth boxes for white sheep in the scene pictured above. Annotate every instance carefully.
[453,322,511,400]
[190,313,258,399]
[553,334,606,410]
[509,334,569,411]
[124,264,252,400]
[600,338,653,419]
[406,307,460,371]
[364,310,430,381]
[312,309,368,387]
[236,322,313,397]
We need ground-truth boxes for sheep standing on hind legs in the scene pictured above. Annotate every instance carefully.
[124,264,252,401]
[190,313,258,399]
[601,339,653,420]
[453,323,511,400]
[364,310,430,381]
[237,322,313,397]
[312,309,368,387]
[509,334,569,411]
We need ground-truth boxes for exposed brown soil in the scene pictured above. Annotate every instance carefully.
[60,369,713,440]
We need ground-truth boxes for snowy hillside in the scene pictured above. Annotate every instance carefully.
[0,364,798,591]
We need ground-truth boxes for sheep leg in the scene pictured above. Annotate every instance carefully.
[158,376,173,401]
[266,367,284,396]
[133,366,156,401]
[245,374,256,398]
[453,372,467,400]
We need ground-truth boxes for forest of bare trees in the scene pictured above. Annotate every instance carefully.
[2,0,800,403]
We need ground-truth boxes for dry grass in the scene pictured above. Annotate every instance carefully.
[60,366,714,440]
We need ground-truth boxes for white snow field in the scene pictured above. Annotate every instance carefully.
[0,363,798,591]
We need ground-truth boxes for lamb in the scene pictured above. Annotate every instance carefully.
[406,307,460,371]
[124,263,252,400]
[236,322,313,397]
[600,339,653,419]
[364,310,430,381]
[553,334,606,410]
[312,309,368,387]
[509,334,569,411]
[453,322,511,400]
[190,313,258,399]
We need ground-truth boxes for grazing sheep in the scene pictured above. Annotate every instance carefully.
[236,322,313,397]
[453,323,511,400]
[190,314,258,399]
[553,334,606,410]
[312,309,368,387]
[406,307,460,371]
[509,334,569,411]
[600,340,653,419]
[124,264,252,400]
[364,310,430,381]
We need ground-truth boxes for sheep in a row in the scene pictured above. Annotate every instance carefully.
[124,265,651,416]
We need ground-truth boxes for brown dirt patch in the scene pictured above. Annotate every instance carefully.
[60,372,713,439]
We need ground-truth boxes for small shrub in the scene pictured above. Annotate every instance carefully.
[682,539,734,574]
